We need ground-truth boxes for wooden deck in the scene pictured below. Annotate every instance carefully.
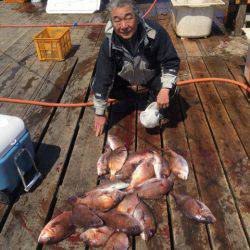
[0,2,249,249]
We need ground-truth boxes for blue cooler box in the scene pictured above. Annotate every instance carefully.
[0,115,40,197]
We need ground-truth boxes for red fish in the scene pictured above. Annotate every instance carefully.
[116,194,156,241]
[104,232,130,250]
[68,189,126,212]
[80,226,114,247]
[108,146,128,180]
[152,151,164,179]
[116,193,140,214]
[160,156,171,178]
[107,134,126,150]
[85,180,129,195]
[38,211,76,245]
[126,160,155,191]
[134,177,174,199]
[97,146,112,176]
[97,210,141,236]
[172,192,216,223]
[133,201,156,241]
[167,149,189,180]
[115,150,155,181]
[71,204,103,228]
[152,151,171,179]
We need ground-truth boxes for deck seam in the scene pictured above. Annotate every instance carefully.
[179,59,214,250]
[159,119,175,250]
[34,58,79,249]
[217,63,250,158]
[193,56,250,246]
[226,60,250,103]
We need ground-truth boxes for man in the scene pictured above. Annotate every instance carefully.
[92,0,180,136]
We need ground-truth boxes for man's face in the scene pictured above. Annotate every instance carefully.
[111,5,137,40]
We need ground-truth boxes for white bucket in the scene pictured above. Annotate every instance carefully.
[242,28,250,83]
[171,0,225,38]
[46,0,101,14]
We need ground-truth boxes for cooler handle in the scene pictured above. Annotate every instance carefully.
[14,148,42,192]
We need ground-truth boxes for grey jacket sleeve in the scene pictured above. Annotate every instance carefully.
[155,26,180,89]
[93,95,108,116]
[92,38,114,115]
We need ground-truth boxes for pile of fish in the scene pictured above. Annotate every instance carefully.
[38,135,216,248]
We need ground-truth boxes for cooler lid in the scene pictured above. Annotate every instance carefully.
[0,114,26,158]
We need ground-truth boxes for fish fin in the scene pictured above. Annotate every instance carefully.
[110,174,116,181]
[126,185,133,191]
[75,192,85,198]
[114,146,128,156]
[67,196,78,205]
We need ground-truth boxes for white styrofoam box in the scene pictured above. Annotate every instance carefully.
[46,0,101,14]
[242,28,250,83]
[171,0,225,38]
[0,114,25,158]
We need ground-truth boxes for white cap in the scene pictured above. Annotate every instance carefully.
[140,102,161,128]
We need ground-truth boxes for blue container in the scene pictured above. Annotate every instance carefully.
[0,115,34,193]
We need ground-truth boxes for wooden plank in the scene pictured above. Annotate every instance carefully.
[0,43,37,98]
[0,7,71,73]
[0,17,34,52]
[24,16,100,145]
[0,14,94,249]
[136,109,171,250]
[224,55,248,85]
[136,5,171,248]
[0,60,55,116]
[41,13,108,249]
[197,34,224,57]
[224,55,250,100]
[0,11,81,75]
[154,6,208,249]
[235,3,247,36]
[0,11,85,100]
[46,111,103,250]
[203,56,250,157]
[93,13,108,53]
[0,14,85,117]
[0,28,39,76]
[196,19,228,58]
[178,60,249,249]
[102,94,137,250]
[0,56,78,249]
[162,59,210,249]
[162,15,187,59]
[188,56,250,242]
[182,39,202,57]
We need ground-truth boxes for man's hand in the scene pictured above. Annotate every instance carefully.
[157,88,170,109]
[94,114,107,137]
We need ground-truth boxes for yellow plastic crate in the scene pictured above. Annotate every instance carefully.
[34,27,72,61]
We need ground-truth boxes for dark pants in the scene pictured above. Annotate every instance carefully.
[109,75,178,116]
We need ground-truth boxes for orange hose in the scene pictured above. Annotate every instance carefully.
[0,0,158,28]
[0,78,249,108]
[142,0,158,18]
[178,78,250,92]
[0,22,107,28]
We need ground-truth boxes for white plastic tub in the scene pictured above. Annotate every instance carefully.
[46,0,101,14]
[242,28,250,83]
[171,0,225,38]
